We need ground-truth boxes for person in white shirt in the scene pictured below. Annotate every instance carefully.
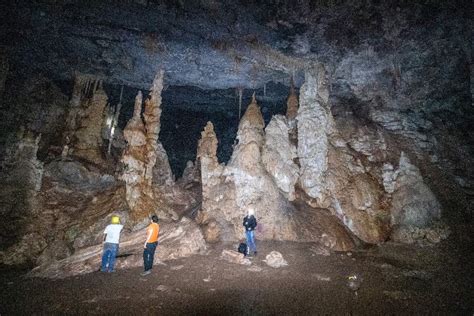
[100,215,124,273]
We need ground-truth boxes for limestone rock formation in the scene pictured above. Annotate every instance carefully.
[262,115,299,201]
[224,94,297,240]
[197,97,298,242]
[196,121,232,241]
[120,71,173,223]
[0,130,43,256]
[296,66,390,244]
[389,152,444,242]
[30,218,207,278]
[220,249,251,265]
[66,77,109,165]
[297,65,332,202]
[0,159,121,266]
[152,142,175,186]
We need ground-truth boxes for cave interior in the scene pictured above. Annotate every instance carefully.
[0,0,472,314]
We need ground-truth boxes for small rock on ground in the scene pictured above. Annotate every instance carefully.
[263,251,288,268]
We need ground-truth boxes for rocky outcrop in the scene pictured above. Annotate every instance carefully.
[262,115,299,201]
[0,158,120,266]
[30,217,207,278]
[296,66,390,244]
[387,152,446,243]
[0,130,43,253]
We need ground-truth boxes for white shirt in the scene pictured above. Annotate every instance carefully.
[104,224,123,244]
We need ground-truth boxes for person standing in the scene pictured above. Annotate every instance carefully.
[141,215,160,276]
[100,215,123,273]
[243,208,258,256]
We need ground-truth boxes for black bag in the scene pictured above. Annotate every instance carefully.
[238,242,249,256]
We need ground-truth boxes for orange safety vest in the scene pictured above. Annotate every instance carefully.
[146,222,160,243]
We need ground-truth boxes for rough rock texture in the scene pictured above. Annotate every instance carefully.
[0,160,121,266]
[0,130,43,251]
[262,115,299,201]
[71,82,108,165]
[223,95,297,241]
[120,71,173,224]
[198,100,298,242]
[297,66,390,244]
[388,152,444,243]
[30,218,207,278]
[297,65,332,202]
[263,251,288,268]
[220,249,251,265]
[152,142,175,187]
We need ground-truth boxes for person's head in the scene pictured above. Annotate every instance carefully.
[111,215,120,224]
[248,208,255,216]
[151,215,159,223]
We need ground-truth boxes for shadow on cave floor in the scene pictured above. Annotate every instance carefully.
[1,240,472,315]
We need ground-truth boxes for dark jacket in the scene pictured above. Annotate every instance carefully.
[243,215,257,231]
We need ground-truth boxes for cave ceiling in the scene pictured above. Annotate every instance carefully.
[0,0,469,110]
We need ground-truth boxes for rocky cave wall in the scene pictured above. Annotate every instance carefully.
[0,0,472,271]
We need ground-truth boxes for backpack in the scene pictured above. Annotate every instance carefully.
[238,242,249,256]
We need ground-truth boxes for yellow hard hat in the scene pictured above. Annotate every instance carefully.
[111,215,120,224]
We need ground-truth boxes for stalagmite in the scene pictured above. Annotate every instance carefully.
[262,115,299,201]
[225,94,297,240]
[120,71,173,224]
[286,77,298,122]
[297,64,331,202]
[389,152,447,243]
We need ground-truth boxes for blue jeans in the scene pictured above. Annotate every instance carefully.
[246,230,257,253]
[101,242,119,272]
[143,242,158,272]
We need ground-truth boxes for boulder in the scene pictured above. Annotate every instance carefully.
[220,249,251,265]
[263,251,288,268]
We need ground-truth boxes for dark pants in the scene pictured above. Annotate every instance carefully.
[143,242,158,271]
[101,242,119,272]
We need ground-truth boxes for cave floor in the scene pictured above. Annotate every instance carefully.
[1,241,472,315]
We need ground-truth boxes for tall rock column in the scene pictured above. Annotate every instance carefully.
[297,64,332,203]
[262,115,299,201]
[225,94,297,240]
[196,122,229,242]
[121,71,168,224]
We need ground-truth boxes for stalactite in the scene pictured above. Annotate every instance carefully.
[238,87,243,119]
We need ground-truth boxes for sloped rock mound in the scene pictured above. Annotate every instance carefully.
[30,218,206,278]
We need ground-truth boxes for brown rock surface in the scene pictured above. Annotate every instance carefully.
[65,77,108,165]
[30,217,207,278]
[120,71,174,224]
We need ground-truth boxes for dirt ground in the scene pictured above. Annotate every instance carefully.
[1,240,473,315]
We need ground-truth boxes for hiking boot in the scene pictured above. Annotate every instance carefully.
[140,270,151,276]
